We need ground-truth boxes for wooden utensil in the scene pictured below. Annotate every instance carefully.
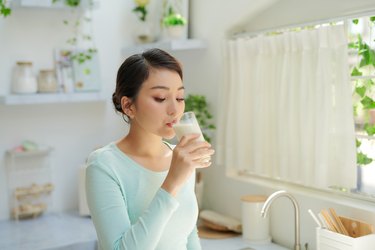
[321,209,339,233]
[329,208,349,236]
[339,215,375,238]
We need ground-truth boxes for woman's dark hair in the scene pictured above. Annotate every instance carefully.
[112,48,183,119]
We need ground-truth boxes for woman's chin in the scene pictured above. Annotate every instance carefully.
[163,133,176,140]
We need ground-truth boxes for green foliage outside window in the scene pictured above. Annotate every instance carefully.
[349,17,375,165]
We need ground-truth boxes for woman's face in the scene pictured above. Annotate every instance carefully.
[131,68,185,139]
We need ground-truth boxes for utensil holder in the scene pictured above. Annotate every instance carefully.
[317,228,375,250]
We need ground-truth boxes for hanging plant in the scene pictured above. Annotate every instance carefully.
[52,0,97,65]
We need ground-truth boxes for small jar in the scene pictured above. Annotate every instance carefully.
[12,61,38,94]
[38,69,58,93]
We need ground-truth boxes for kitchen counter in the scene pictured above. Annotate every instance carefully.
[0,212,97,250]
[0,212,289,250]
[201,237,289,250]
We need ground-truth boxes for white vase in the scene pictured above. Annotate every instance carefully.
[12,61,38,94]
[134,21,155,44]
[166,25,185,40]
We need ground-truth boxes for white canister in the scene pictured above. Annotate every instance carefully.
[12,61,38,94]
[241,195,271,243]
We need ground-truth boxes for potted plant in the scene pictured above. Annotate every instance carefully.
[184,94,216,143]
[162,6,187,40]
[132,0,155,44]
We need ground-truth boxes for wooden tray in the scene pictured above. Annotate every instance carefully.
[198,225,241,239]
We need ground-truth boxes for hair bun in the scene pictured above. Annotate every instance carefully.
[112,92,122,113]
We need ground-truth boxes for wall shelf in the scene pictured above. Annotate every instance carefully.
[122,39,207,55]
[6,147,53,158]
[0,92,106,105]
[10,0,99,10]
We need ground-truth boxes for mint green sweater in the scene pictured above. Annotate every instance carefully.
[85,142,201,250]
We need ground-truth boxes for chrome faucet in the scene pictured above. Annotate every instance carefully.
[261,190,301,250]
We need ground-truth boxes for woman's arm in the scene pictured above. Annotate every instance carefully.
[86,159,179,250]
[187,226,202,250]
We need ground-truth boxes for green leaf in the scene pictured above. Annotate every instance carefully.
[365,79,374,87]
[83,68,91,75]
[357,152,373,165]
[364,123,375,136]
[371,49,375,67]
[371,16,375,22]
[348,42,359,49]
[361,96,375,109]
[1,7,11,17]
[356,139,361,148]
[352,19,359,24]
[351,67,363,76]
[355,86,366,97]
[65,0,80,7]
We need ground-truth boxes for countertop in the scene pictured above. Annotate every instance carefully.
[201,237,289,250]
[0,212,289,250]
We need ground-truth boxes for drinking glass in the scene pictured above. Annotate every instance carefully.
[173,112,205,142]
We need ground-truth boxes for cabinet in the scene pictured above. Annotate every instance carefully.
[5,147,54,220]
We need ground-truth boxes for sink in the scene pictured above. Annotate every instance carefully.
[200,237,289,250]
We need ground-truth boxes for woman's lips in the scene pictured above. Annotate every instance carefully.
[166,120,177,128]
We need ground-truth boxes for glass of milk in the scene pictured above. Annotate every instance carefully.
[173,112,205,142]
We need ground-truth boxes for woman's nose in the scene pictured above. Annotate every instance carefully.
[167,100,177,116]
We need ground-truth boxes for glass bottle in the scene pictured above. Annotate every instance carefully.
[38,70,58,93]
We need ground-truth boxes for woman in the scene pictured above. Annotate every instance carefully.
[86,48,214,250]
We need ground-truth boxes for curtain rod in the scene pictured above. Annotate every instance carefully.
[232,8,375,39]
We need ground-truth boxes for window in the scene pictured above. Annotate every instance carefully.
[221,14,375,202]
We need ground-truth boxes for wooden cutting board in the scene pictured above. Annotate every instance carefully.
[198,225,241,239]
[339,216,374,238]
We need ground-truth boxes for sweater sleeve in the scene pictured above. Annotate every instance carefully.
[85,159,179,250]
[187,226,202,250]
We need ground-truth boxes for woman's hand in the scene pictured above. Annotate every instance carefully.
[161,134,215,197]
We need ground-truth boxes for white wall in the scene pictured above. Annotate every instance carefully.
[189,0,375,249]
[0,1,135,220]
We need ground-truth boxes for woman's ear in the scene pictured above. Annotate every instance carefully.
[121,96,135,119]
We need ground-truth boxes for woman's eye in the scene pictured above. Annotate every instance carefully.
[176,98,185,102]
[154,97,166,102]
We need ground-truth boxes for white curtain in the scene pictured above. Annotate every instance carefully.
[217,25,357,189]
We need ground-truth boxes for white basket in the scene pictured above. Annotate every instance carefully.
[317,228,375,250]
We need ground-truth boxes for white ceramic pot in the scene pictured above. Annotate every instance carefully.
[166,25,184,39]
[12,61,38,94]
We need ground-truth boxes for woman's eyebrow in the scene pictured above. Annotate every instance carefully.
[150,85,185,90]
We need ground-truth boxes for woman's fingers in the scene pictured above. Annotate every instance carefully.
[179,140,212,153]
[190,148,215,161]
[195,160,212,169]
